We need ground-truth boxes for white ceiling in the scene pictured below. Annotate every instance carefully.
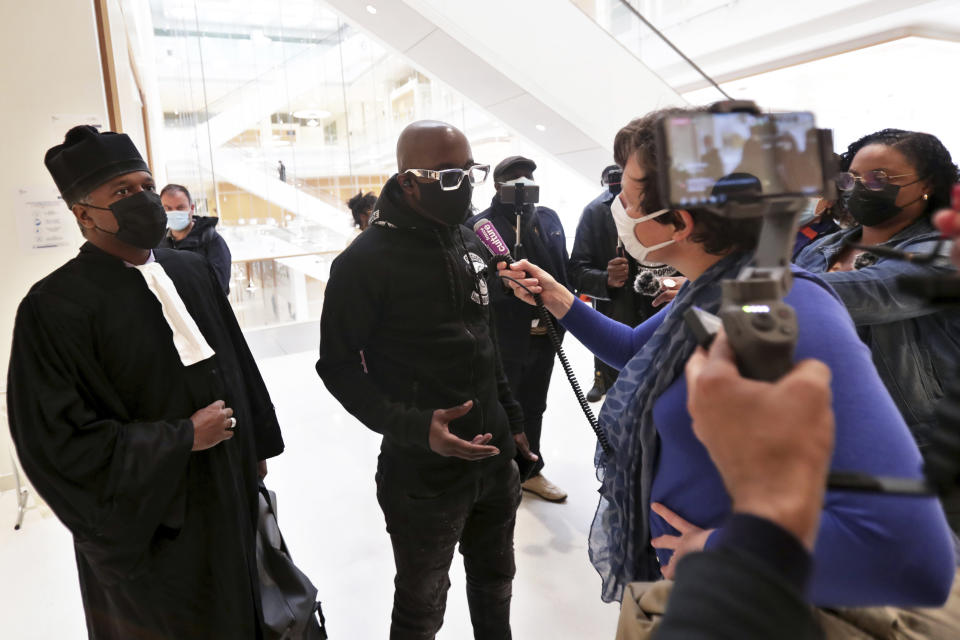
[148,0,960,116]
[145,0,960,185]
[615,0,960,90]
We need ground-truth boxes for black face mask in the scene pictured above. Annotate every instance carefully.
[843,181,923,227]
[417,179,473,227]
[608,182,622,196]
[82,190,168,249]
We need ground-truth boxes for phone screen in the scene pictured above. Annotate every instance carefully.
[662,111,824,208]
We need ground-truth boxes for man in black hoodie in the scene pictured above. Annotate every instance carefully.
[317,120,535,640]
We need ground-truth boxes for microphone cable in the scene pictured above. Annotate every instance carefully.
[498,273,613,457]
[500,269,933,492]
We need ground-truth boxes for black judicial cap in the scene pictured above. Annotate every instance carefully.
[45,125,150,206]
[493,155,537,183]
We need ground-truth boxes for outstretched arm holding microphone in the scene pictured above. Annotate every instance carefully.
[498,258,574,317]
[498,258,659,376]
[501,254,833,636]
[502,248,839,533]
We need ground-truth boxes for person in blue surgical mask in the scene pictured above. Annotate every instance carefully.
[159,183,232,295]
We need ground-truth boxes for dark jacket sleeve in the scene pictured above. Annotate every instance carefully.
[568,203,612,300]
[316,250,435,449]
[657,514,820,639]
[205,231,232,296]
[813,237,953,325]
[655,549,823,640]
[6,294,195,580]
[538,206,571,289]
[486,298,525,434]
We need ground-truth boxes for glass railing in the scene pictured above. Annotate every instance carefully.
[570,0,730,103]
[148,0,596,332]
[221,224,341,329]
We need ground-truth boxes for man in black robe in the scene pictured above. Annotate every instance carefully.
[7,125,284,639]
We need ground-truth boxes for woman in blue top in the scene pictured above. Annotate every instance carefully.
[501,111,954,607]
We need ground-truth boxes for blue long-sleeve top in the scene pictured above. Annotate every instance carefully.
[560,270,955,607]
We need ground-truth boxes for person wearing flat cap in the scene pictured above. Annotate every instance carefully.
[6,125,284,639]
[467,155,572,503]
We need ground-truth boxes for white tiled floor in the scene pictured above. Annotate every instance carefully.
[0,337,619,639]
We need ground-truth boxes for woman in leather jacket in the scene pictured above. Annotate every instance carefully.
[795,129,960,452]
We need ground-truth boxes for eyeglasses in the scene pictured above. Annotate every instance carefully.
[403,165,490,191]
[836,170,916,192]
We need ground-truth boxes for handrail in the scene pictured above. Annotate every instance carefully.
[616,0,732,100]
[568,0,730,102]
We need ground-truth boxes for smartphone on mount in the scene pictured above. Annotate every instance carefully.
[655,110,834,213]
[499,182,540,206]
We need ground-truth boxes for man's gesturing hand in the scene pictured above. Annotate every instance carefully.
[429,401,500,460]
[684,331,835,550]
[190,400,235,451]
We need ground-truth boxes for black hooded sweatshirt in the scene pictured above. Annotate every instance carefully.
[159,216,232,295]
[316,175,524,491]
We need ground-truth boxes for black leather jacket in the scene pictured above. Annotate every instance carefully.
[568,189,666,327]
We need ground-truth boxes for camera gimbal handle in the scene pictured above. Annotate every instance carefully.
[719,200,802,381]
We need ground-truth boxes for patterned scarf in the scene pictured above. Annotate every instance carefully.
[589,251,753,603]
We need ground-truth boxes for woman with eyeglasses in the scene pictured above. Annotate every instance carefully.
[795,129,960,467]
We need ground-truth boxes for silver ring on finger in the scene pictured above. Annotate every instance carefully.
[225,417,237,432]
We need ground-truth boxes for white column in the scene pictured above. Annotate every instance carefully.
[288,266,310,322]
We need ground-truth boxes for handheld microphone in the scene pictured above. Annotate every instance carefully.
[472,218,613,458]
[473,218,513,263]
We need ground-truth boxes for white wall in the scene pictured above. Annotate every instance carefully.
[0,1,108,392]
[683,36,960,159]
[0,0,146,481]
[0,0,155,388]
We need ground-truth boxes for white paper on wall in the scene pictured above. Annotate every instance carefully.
[13,187,74,252]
